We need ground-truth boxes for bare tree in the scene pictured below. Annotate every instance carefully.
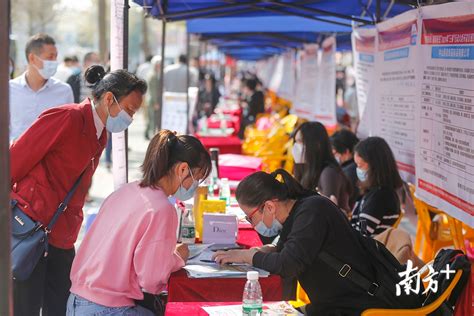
[12,0,61,36]
[98,0,109,64]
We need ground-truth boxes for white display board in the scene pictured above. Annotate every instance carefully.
[269,52,295,101]
[293,38,337,129]
[415,2,474,227]
[293,44,319,120]
[375,10,419,183]
[110,0,127,189]
[162,92,189,134]
[352,28,377,139]
[316,36,337,129]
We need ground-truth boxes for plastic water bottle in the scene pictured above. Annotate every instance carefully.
[180,205,195,244]
[242,271,263,316]
[209,160,220,197]
[219,178,231,206]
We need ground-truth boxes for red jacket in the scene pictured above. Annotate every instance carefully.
[11,100,106,249]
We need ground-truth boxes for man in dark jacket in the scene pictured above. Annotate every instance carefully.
[67,52,101,103]
[239,78,265,139]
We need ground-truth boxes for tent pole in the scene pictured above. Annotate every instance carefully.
[157,21,166,131]
[123,0,129,180]
[0,0,13,313]
[186,32,190,134]
[376,0,381,23]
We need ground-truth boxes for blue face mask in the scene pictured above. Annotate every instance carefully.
[356,167,368,182]
[174,167,199,201]
[106,95,133,133]
[254,210,283,237]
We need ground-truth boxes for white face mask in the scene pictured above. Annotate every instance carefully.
[34,56,59,79]
[292,143,305,164]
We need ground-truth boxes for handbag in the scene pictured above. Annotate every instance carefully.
[11,168,87,281]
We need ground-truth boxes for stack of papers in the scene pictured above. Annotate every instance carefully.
[202,302,302,316]
[185,245,270,278]
[184,263,270,278]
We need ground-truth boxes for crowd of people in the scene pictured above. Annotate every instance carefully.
[8,32,423,316]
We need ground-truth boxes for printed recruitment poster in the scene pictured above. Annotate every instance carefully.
[162,92,189,135]
[293,44,319,121]
[316,37,337,129]
[352,28,377,139]
[415,2,474,227]
[269,52,295,102]
[375,9,419,183]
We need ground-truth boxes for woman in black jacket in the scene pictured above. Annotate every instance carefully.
[213,169,392,315]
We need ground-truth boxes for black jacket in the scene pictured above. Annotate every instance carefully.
[253,195,389,315]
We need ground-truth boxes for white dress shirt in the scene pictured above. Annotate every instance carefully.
[90,100,105,139]
[9,73,74,141]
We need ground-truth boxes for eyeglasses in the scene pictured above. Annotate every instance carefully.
[245,204,263,224]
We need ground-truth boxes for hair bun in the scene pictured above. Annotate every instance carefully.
[84,65,106,85]
[167,131,178,147]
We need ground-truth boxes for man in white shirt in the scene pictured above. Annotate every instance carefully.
[163,54,198,93]
[9,33,74,142]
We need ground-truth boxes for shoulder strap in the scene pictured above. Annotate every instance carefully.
[318,251,399,307]
[45,163,90,232]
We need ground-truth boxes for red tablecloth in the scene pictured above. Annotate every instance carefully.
[196,135,242,154]
[167,224,282,303]
[236,222,263,249]
[165,301,294,316]
[167,270,282,302]
[165,302,240,316]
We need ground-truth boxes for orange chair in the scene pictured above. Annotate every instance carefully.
[362,270,463,316]
[289,282,310,309]
[409,184,474,262]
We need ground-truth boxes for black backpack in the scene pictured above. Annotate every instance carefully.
[425,249,471,316]
[319,229,424,309]
[320,232,471,314]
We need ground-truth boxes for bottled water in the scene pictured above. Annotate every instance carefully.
[219,178,231,206]
[242,271,263,316]
[180,206,195,244]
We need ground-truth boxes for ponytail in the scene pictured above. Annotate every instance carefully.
[236,169,315,207]
[140,130,211,189]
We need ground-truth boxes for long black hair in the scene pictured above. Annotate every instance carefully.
[354,137,403,192]
[236,169,315,208]
[292,121,340,190]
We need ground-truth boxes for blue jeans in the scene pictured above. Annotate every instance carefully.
[66,294,155,316]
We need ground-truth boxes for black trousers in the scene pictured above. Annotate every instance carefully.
[13,245,75,316]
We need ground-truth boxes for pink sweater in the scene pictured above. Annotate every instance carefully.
[70,181,184,307]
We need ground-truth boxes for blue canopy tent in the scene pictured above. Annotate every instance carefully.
[186,16,353,60]
[135,0,414,25]
[133,0,416,61]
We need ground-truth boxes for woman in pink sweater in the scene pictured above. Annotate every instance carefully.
[67,130,211,315]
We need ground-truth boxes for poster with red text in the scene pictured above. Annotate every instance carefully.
[316,37,337,129]
[415,2,474,227]
[375,9,419,183]
[352,28,377,139]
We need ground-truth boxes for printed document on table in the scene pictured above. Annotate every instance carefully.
[202,302,302,316]
[184,263,270,278]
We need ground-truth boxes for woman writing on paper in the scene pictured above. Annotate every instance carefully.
[213,169,392,315]
[67,130,211,315]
